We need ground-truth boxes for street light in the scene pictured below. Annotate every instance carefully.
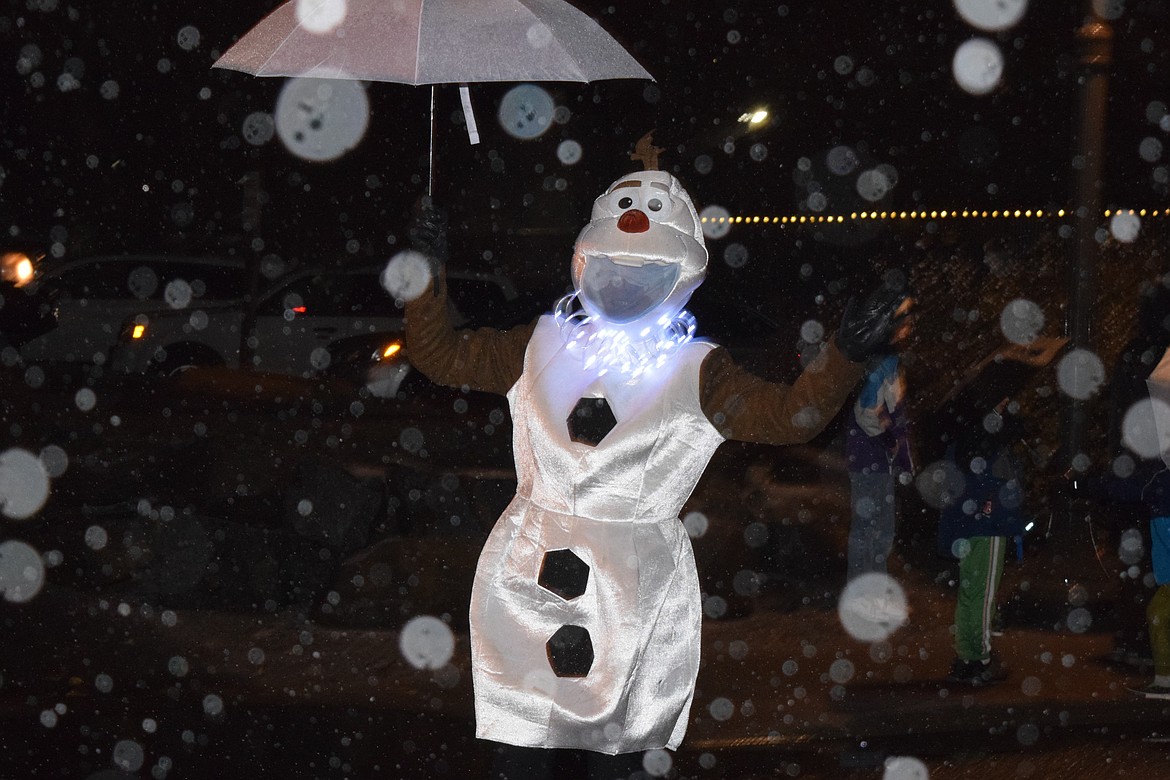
[737,109,769,126]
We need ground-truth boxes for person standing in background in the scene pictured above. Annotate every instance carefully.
[845,294,915,581]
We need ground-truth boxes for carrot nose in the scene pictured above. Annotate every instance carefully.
[617,210,650,233]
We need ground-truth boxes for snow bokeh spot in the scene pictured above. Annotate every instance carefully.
[39,445,68,478]
[700,205,731,239]
[74,388,97,412]
[915,459,965,510]
[128,265,160,299]
[826,145,859,176]
[800,319,825,344]
[953,0,1028,31]
[399,615,455,669]
[382,250,433,302]
[703,595,727,619]
[856,168,892,201]
[85,525,109,551]
[310,347,331,371]
[829,658,855,683]
[723,243,749,268]
[952,38,1003,95]
[883,755,929,780]
[643,749,672,777]
[557,140,583,165]
[113,739,145,772]
[682,510,709,538]
[0,540,45,603]
[1066,607,1092,633]
[1140,137,1163,163]
[297,0,348,33]
[1092,0,1126,20]
[242,112,276,146]
[999,298,1043,345]
[0,448,51,520]
[165,279,193,309]
[1056,348,1105,400]
[838,572,909,642]
[1110,211,1141,243]
[707,696,734,721]
[498,84,555,140]
[176,26,201,51]
[1119,527,1144,566]
[527,22,553,48]
[203,693,224,716]
[276,77,370,162]
[1121,398,1169,459]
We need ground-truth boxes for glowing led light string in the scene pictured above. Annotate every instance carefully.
[554,292,698,380]
[699,207,1168,225]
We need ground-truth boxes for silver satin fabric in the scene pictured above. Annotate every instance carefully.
[471,316,725,754]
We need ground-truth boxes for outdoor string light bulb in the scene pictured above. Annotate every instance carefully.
[698,207,1162,225]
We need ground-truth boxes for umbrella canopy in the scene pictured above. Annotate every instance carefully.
[214,0,651,192]
[213,0,652,84]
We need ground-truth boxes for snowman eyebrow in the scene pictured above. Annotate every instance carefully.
[609,181,670,193]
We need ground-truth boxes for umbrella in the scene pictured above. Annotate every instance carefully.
[214,0,653,193]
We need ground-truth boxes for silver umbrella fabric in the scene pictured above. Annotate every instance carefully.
[213,0,652,189]
[214,0,652,84]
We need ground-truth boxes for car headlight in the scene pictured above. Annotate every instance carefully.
[374,341,402,361]
[1,252,38,287]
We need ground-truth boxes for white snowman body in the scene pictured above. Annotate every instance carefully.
[469,171,721,753]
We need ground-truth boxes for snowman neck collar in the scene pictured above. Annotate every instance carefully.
[553,291,697,379]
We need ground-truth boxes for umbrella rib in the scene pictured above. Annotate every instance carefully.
[258,23,313,76]
[414,0,426,85]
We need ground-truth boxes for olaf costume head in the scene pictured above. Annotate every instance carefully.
[570,171,708,328]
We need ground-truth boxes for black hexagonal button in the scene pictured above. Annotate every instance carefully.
[567,397,616,446]
[538,548,590,600]
[546,624,594,677]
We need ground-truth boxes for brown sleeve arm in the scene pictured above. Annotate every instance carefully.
[404,280,537,396]
[699,342,864,445]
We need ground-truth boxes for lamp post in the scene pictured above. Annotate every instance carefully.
[1063,7,1112,468]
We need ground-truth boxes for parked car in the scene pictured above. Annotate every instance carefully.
[110,264,540,378]
[0,279,57,351]
[19,254,251,365]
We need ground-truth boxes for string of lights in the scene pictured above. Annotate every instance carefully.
[699,208,1169,225]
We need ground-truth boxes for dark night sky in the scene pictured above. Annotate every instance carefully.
[1,0,1168,289]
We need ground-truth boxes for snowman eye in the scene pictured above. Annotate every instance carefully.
[647,198,663,212]
[618,196,634,209]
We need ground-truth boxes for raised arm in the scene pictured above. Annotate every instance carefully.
[700,271,908,445]
[404,275,536,396]
[699,341,863,444]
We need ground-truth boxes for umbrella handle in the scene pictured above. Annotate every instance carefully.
[428,85,437,199]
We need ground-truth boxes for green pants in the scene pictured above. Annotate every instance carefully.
[1148,584,1170,677]
[955,536,1006,662]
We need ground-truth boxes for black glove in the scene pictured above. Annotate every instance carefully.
[408,196,448,296]
[835,270,909,363]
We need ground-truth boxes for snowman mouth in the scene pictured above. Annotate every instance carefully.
[580,254,679,324]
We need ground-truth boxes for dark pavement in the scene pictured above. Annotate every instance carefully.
[3,366,1169,778]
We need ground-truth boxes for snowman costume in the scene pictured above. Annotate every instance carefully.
[403,170,864,754]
